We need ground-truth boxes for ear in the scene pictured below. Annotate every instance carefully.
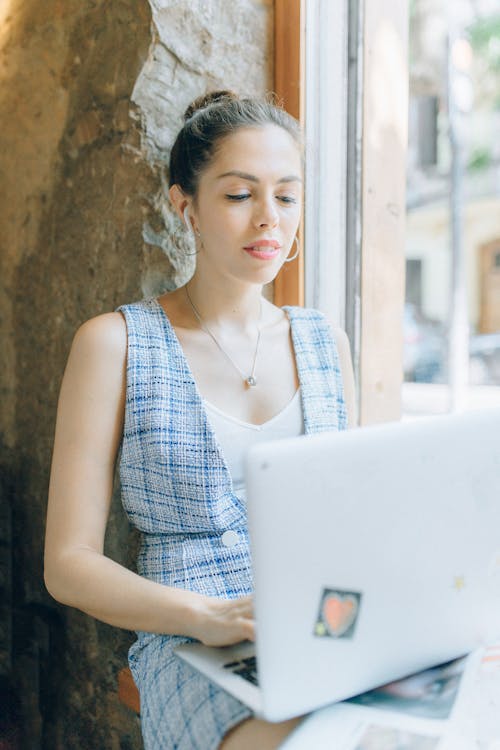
[169,183,191,217]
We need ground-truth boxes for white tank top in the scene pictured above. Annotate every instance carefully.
[203,388,304,503]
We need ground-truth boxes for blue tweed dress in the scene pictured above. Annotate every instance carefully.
[117,298,347,749]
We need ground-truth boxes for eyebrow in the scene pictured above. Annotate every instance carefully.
[216,170,302,184]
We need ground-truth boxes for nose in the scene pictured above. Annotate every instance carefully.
[253,195,279,229]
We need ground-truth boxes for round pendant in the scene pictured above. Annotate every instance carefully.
[246,375,257,387]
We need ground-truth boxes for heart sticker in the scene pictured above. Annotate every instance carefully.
[314,588,362,639]
[323,593,358,636]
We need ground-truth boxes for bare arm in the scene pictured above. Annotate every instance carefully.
[44,313,253,645]
[331,326,357,428]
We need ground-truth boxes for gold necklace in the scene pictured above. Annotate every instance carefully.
[185,285,262,387]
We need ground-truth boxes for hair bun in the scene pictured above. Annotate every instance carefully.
[183,90,239,122]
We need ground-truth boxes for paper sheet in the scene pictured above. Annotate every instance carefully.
[281,645,500,750]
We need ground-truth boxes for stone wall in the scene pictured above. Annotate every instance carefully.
[0,1,273,747]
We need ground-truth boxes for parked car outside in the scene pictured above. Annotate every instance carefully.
[469,333,500,386]
[403,304,445,383]
[404,304,500,386]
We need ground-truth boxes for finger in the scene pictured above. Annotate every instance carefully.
[227,598,253,616]
[236,614,255,635]
[236,597,253,612]
[234,595,253,607]
[246,619,256,642]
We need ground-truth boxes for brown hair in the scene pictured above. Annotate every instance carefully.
[168,90,302,197]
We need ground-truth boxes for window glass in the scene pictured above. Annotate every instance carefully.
[404,1,500,417]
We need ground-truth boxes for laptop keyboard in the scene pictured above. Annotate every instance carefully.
[223,655,259,686]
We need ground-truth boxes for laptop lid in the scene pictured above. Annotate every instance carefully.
[244,409,500,721]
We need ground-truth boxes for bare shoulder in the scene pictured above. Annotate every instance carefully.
[61,312,128,400]
[321,314,357,428]
[325,321,354,379]
[71,312,127,361]
[329,325,351,355]
[316,312,351,357]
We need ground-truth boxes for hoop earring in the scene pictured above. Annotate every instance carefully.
[284,236,300,263]
[183,207,200,256]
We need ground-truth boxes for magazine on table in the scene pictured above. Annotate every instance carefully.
[281,644,500,750]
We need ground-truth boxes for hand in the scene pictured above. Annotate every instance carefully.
[190,594,255,647]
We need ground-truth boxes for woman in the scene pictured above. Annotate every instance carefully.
[44,91,356,750]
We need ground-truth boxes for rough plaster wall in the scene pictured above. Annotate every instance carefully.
[0,0,272,748]
[1,3,154,747]
[133,0,274,293]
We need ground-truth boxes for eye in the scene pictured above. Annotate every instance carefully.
[226,193,251,201]
[277,195,297,204]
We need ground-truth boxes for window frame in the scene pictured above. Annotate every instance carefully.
[274,0,408,424]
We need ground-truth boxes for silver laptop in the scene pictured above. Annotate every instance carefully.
[175,408,500,722]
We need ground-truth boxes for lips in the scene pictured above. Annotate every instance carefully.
[244,248,280,260]
[243,239,281,260]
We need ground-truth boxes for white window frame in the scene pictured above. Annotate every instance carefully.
[303,0,350,330]
[303,0,408,424]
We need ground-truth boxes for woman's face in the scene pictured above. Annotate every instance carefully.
[191,124,303,286]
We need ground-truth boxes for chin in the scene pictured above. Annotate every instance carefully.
[239,265,282,287]
[235,255,284,284]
